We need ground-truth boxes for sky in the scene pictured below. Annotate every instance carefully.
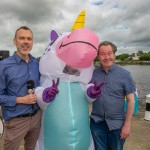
[0,0,150,57]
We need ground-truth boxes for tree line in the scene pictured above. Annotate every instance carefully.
[116,50,150,61]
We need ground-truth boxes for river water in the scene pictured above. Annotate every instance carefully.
[121,65,150,103]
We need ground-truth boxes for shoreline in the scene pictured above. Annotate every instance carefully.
[116,61,150,65]
[94,61,150,66]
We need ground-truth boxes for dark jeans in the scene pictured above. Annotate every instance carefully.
[90,118,125,150]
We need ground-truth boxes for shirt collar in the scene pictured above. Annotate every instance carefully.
[100,63,117,73]
[13,52,33,64]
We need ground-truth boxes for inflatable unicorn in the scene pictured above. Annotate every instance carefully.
[35,11,99,150]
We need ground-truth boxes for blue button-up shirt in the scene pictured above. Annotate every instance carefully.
[90,64,135,130]
[0,52,40,121]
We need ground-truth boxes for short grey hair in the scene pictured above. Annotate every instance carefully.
[98,41,117,55]
[14,26,33,38]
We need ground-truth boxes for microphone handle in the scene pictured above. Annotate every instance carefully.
[28,89,35,110]
[32,104,34,110]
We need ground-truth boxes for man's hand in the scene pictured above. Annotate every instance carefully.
[120,122,131,139]
[16,94,37,104]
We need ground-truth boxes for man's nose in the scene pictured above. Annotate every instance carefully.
[24,38,29,43]
[104,54,109,59]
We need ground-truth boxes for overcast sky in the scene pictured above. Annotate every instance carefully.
[0,0,150,57]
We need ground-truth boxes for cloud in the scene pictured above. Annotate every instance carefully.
[0,0,149,57]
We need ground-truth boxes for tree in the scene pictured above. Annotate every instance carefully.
[137,50,144,55]
[116,54,129,61]
[139,53,150,61]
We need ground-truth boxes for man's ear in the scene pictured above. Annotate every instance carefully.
[13,38,16,45]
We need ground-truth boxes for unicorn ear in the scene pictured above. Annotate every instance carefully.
[71,10,86,31]
[50,30,59,41]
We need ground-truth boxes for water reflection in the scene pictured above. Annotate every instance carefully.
[122,65,150,103]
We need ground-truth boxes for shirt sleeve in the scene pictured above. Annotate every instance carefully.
[124,72,136,95]
[0,65,17,107]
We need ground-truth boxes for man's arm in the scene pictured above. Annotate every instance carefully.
[120,93,134,139]
[0,79,36,107]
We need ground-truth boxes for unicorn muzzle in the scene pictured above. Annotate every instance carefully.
[56,28,99,68]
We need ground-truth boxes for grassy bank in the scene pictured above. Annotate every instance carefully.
[116,61,150,65]
[94,61,150,66]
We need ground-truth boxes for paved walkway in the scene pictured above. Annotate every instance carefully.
[124,105,150,150]
[0,105,150,150]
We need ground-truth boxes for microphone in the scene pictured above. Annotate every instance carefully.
[26,80,35,110]
[27,80,35,94]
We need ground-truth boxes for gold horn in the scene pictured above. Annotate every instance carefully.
[71,10,86,31]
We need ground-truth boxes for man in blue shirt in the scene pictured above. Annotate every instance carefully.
[0,26,41,150]
[88,41,135,150]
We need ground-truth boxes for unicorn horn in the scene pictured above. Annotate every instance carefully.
[71,10,86,31]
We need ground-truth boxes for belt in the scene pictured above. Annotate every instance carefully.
[15,108,40,118]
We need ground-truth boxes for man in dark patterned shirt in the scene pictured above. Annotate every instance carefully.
[89,41,135,150]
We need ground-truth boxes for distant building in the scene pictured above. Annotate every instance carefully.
[132,53,139,61]
[115,59,121,63]
[0,50,10,61]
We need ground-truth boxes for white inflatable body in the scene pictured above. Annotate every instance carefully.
[35,28,99,150]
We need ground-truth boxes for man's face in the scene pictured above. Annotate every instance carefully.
[98,45,115,70]
[13,29,33,56]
